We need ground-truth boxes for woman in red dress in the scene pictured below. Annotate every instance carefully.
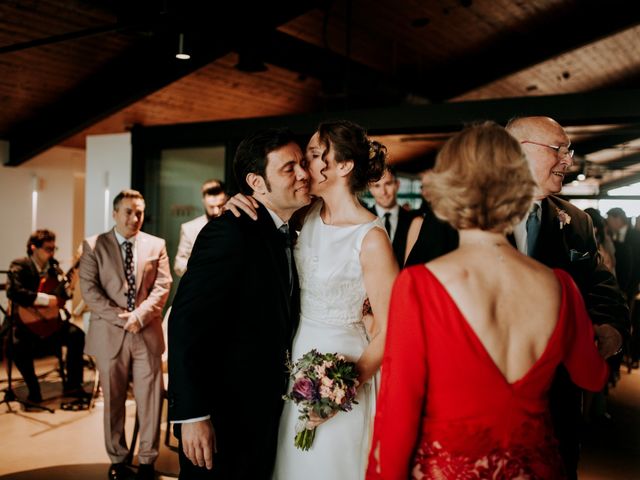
[366,122,608,479]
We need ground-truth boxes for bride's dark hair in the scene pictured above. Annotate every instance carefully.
[316,120,386,193]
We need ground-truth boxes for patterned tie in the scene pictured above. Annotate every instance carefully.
[278,224,292,294]
[124,240,136,311]
[383,212,392,237]
[526,204,541,257]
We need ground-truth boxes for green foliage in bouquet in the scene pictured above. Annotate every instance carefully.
[284,349,360,451]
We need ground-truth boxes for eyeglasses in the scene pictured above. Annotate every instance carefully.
[41,246,58,253]
[521,140,574,159]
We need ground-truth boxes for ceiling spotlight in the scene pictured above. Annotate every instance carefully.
[176,33,190,60]
[577,173,586,181]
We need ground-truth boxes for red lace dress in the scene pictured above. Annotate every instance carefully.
[366,267,609,480]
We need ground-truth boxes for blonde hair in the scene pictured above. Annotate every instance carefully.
[423,122,535,233]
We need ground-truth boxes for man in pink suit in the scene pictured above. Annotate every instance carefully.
[80,189,171,480]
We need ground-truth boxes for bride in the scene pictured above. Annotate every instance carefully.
[229,120,398,479]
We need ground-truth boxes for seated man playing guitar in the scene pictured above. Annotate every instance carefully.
[6,229,86,404]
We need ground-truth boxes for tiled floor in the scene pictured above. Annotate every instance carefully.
[1,358,638,479]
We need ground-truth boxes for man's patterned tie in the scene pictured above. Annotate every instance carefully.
[124,240,136,311]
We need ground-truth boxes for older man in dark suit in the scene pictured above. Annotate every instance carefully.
[406,116,628,480]
[368,167,416,266]
[168,128,310,479]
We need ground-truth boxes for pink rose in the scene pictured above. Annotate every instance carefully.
[292,378,315,401]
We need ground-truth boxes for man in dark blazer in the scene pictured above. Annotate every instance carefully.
[368,167,416,266]
[607,207,640,303]
[7,229,86,405]
[607,207,640,367]
[168,128,310,479]
[406,116,628,480]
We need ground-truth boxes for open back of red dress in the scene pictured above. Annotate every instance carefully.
[367,267,608,480]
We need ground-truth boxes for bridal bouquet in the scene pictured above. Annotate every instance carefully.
[284,349,359,451]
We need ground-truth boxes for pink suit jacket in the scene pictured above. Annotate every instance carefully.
[80,229,171,361]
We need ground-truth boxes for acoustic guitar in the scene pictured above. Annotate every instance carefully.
[16,261,76,338]
[16,303,64,338]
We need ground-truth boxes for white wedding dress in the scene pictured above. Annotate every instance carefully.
[273,200,384,480]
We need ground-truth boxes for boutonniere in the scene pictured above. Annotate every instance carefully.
[556,208,572,229]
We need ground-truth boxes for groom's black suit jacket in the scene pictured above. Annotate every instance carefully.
[168,204,299,479]
[406,196,629,477]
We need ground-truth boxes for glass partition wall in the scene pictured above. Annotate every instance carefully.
[157,146,225,271]
[142,144,226,302]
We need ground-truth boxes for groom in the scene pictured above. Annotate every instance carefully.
[168,128,310,479]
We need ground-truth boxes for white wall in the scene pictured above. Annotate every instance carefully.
[0,146,85,301]
[85,133,132,237]
[0,133,131,313]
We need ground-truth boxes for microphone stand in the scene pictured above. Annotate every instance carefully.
[0,272,53,413]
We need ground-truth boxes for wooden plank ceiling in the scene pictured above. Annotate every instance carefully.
[2,0,640,191]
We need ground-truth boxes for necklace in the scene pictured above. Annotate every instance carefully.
[459,239,511,262]
[460,240,510,248]
[458,229,512,260]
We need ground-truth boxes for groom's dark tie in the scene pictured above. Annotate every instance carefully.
[278,223,293,294]
[526,204,541,257]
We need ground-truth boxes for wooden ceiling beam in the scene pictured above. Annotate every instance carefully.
[413,1,640,101]
[257,30,402,109]
[4,1,317,166]
[133,89,640,146]
[592,152,640,171]
[250,3,640,110]
[573,125,640,154]
[599,171,640,191]
[131,88,640,179]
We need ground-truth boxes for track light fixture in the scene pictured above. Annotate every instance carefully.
[176,33,190,60]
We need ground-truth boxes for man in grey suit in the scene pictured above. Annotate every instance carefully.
[174,179,228,277]
[80,189,172,480]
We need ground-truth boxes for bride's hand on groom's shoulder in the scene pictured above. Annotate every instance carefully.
[182,420,215,470]
[224,194,259,220]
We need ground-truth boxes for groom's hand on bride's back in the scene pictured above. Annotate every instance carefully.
[182,419,215,470]
[224,193,259,220]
